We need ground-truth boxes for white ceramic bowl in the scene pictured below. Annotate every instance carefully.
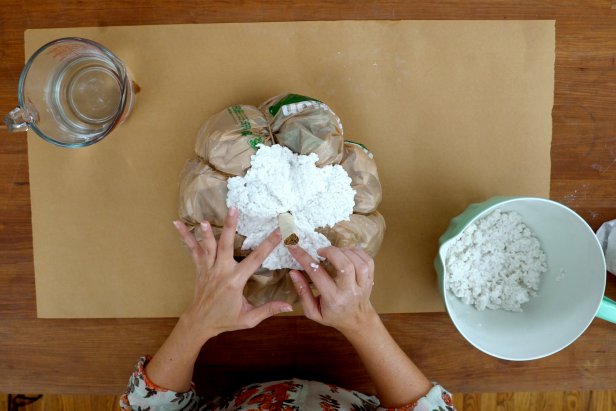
[434,197,607,360]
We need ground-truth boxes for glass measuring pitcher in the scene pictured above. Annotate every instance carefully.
[4,37,136,148]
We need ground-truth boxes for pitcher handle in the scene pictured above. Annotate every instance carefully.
[3,107,31,132]
[596,296,616,323]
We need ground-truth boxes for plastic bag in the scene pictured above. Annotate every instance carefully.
[319,211,386,257]
[195,105,273,176]
[178,159,229,228]
[260,93,344,166]
[340,141,382,214]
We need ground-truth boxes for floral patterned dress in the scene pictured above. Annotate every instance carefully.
[120,356,456,411]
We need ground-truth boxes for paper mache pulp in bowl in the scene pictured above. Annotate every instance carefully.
[434,197,607,361]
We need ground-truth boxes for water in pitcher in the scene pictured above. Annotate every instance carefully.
[48,56,124,135]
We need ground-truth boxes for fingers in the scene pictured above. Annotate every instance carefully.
[287,245,336,296]
[199,221,217,268]
[351,247,375,271]
[217,207,238,261]
[239,229,282,279]
[317,247,355,288]
[242,301,293,328]
[289,270,322,321]
[174,220,202,260]
[342,248,373,288]
[351,248,375,285]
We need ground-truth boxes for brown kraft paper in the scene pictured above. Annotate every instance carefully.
[26,21,555,318]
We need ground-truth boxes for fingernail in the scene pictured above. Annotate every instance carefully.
[287,244,297,250]
[290,272,303,291]
[173,220,181,228]
[281,306,293,313]
[200,221,210,231]
[228,207,237,217]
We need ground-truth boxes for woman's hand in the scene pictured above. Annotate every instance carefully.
[146,209,291,393]
[288,245,433,408]
[174,208,293,343]
[287,245,378,336]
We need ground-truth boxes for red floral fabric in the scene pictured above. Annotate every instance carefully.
[121,356,456,411]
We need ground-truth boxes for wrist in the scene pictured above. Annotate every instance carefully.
[336,305,381,340]
[178,311,217,345]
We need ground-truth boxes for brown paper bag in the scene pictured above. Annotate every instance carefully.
[243,268,298,306]
[319,212,386,258]
[340,141,383,214]
[178,159,229,228]
[260,93,344,166]
[196,105,273,176]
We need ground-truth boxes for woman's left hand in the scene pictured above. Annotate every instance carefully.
[174,207,292,343]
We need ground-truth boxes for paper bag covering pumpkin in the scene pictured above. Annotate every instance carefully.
[178,95,385,306]
[260,93,344,166]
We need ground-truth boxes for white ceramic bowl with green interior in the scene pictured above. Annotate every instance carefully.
[434,197,615,361]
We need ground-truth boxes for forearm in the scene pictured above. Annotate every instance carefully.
[340,311,432,408]
[145,314,211,392]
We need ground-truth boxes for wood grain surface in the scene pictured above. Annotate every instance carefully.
[1,0,615,396]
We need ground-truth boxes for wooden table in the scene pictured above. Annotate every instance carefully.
[1,1,615,396]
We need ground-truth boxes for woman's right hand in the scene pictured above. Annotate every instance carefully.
[289,245,434,409]
[287,245,379,335]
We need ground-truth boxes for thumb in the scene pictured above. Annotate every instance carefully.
[243,301,293,328]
